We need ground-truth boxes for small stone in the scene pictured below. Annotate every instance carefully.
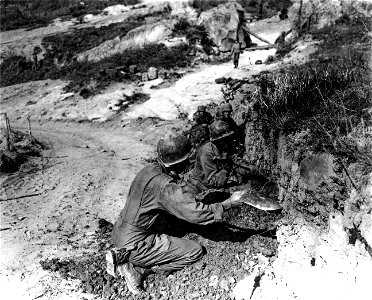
[228,276,235,284]
[219,279,230,291]
[129,65,137,73]
[148,67,158,80]
[142,73,149,82]
[200,53,209,61]
[209,275,219,287]
[188,292,200,299]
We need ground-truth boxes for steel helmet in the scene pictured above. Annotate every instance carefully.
[220,103,233,113]
[197,105,206,112]
[209,121,234,141]
[157,134,192,167]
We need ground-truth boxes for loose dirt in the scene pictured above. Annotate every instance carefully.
[0,118,281,300]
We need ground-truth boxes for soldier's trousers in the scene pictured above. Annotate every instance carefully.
[127,233,204,276]
[233,53,240,67]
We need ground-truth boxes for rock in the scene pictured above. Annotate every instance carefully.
[142,73,149,82]
[299,153,334,190]
[129,65,137,74]
[46,222,59,231]
[148,67,158,80]
[189,292,200,298]
[265,55,275,64]
[215,77,226,84]
[209,55,216,62]
[200,53,209,61]
[228,276,235,284]
[198,2,246,52]
[209,275,219,288]
[255,60,263,65]
[219,279,230,292]
[158,69,169,79]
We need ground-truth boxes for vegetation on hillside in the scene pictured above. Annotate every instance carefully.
[0,0,140,31]
[192,0,291,18]
[254,15,371,159]
[0,8,192,94]
[173,18,215,54]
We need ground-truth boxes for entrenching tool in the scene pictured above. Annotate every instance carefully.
[230,189,282,211]
[197,188,282,211]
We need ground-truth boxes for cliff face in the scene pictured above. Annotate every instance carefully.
[198,2,248,52]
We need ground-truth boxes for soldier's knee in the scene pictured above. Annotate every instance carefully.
[187,243,204,263]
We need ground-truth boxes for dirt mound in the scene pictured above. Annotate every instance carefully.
[0,131,44,173]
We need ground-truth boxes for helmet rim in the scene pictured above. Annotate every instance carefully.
[158,152,190,167]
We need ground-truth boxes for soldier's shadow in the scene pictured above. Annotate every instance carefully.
[152,189,276,243]
[152,213,262,243]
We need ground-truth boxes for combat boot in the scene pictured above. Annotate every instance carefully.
[106,249,129,278]
[106,250,144,295]
[117,263,144,295]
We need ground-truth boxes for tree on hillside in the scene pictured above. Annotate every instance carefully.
[288,0,343,36]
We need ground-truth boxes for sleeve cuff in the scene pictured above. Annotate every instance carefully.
[209,203,224,223]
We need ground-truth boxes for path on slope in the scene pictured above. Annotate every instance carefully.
[0,16,290,300]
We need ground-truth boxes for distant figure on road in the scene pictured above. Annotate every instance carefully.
[275,31,286,49]
[231,40,241,68]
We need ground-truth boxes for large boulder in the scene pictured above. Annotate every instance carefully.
[198,2,247,52]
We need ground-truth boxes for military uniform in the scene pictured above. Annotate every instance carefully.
[112,163,224,276]
[231,42,241,68]
[184,141,231,195]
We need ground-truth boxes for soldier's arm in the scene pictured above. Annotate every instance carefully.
[159,182,224,225]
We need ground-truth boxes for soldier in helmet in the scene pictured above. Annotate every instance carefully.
[186,105,213,150]
[185,120,256,195]
[184,121,236,195]
[192,105,213,126]
[107,134,245,295]
[231,40,241,68]
[216,103,238,133]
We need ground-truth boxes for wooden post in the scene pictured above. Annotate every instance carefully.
[27,115,32,136]
[241,26,273,46]
[0,112,9,150]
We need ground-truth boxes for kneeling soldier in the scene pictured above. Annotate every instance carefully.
[106,134,245,295]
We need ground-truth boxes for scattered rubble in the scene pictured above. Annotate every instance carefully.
[41,208,280,300]
[0,130,44,173]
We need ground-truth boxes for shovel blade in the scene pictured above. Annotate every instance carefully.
[240,191,282,211]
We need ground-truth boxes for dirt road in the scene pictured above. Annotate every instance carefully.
[0,119,184,299]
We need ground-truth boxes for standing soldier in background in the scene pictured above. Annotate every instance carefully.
[231,40,241,68]
[107,134,245,295]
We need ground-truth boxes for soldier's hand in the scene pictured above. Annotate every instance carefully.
[222,190,246,210]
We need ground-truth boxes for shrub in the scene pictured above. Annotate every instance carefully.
[173,18,192,35]
[254,57,371,160]
[0,0,141,31]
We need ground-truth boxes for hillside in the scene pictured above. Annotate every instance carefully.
[0,1,371,300]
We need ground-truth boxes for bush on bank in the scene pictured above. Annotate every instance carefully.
[254,15,371,160]
[0,0,140,31]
